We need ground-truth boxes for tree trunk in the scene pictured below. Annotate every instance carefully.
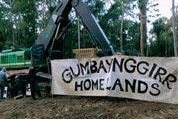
[120,1,124,52]
[172,0,178,56]
[138,0,147,56]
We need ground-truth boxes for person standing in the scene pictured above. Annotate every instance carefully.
[28,67,41,100]
[0,67,7,100]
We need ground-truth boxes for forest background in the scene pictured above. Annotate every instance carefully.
[0,0,177,57]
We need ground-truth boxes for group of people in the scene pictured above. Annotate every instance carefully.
[0,66,42,101]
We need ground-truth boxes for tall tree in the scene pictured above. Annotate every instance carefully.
[150,17,174,57]
[172,0,178,56]
[19,0,38,47]
[0,4,7,50]
[138,0,148,56]
[0,0,14,50]
[103,0,139,53]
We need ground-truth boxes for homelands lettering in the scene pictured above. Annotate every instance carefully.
[74,78,161,96]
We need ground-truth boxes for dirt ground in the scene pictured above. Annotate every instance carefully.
[0,95,178,119]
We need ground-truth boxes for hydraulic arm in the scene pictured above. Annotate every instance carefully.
[33,0,114,63]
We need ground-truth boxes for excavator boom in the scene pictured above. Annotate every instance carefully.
[32,0,115,67]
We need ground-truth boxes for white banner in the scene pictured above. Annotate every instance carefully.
[51,55,178,104]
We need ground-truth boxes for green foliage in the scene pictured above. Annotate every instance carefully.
[0,3,9,50]
[151,18,166,36]
[0,0,173,57]
[149,17,174,57]
[0,0,38,49]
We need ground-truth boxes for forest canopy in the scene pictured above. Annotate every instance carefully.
[0,0,176,57]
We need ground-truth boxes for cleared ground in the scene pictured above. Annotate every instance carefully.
[0,96,177,119]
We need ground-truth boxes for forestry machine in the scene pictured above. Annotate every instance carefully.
[31,0,115,74]
[6,0,115,98]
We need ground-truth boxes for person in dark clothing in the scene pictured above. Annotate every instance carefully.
[28,67,41,100]
[0,67,7,100]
